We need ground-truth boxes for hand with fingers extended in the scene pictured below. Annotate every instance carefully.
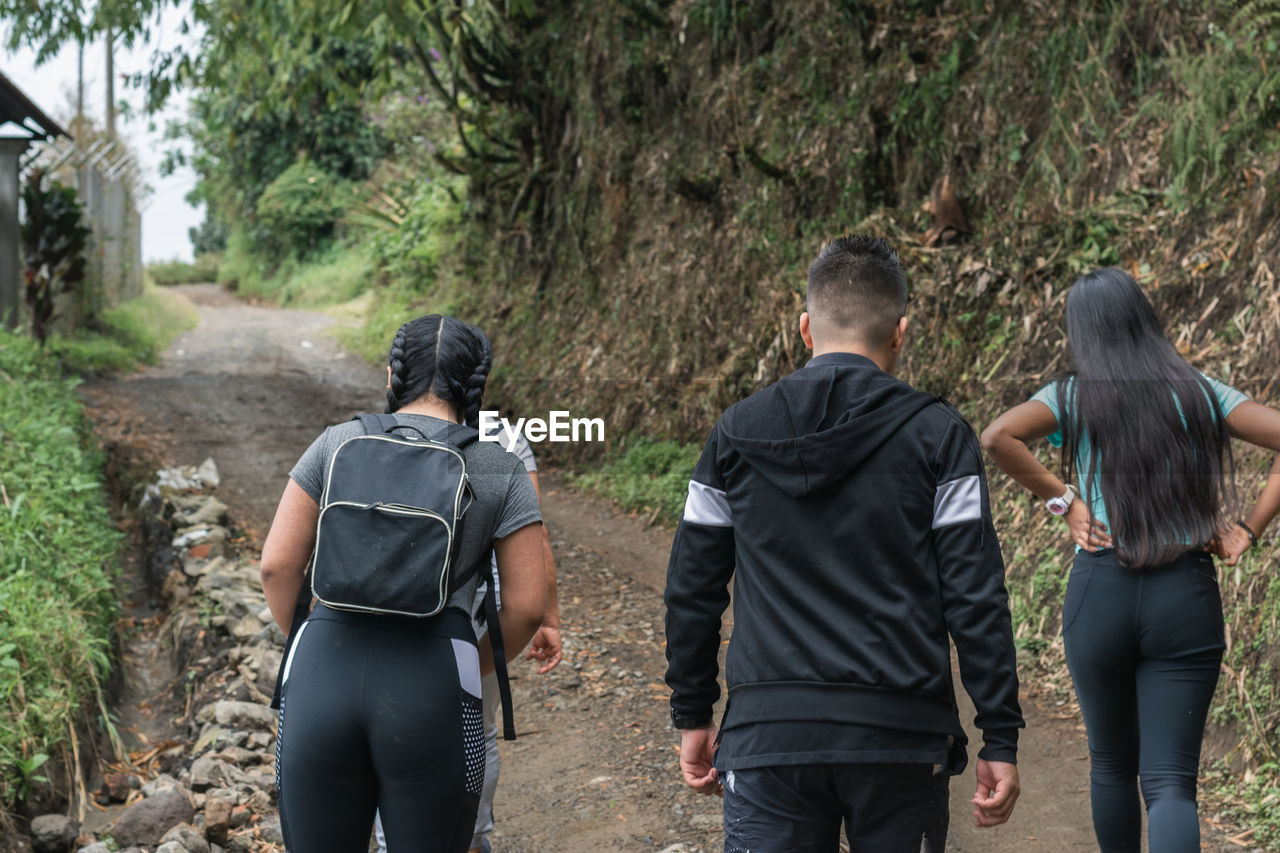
[679,726,722,797]
[525,624,563,673]
[1065,500,1111,551]
[972,759,1020,827]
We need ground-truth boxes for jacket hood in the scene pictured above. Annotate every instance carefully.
[720,352,937,497]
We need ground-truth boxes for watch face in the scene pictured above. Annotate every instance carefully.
[1047,497,1068,515]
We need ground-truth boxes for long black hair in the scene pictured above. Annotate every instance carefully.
[1058,268,1235,567]
[386,314,492,428]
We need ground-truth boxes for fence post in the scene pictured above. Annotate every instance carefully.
[0,137,30,331]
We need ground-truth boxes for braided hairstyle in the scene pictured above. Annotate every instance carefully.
[385,315,492,427]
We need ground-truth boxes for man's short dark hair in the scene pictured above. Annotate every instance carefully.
[806,235,908,346]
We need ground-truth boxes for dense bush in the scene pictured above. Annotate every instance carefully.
[254,161,352,258]
[187,216,229,257]
[370,179,463,286]
[0,332,120,808]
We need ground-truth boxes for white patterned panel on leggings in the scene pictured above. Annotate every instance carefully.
[461,695,485,796]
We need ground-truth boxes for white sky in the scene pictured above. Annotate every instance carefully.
[3,10,202,262]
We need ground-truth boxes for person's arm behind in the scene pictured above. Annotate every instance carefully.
[982,400,1112,551]
[933,415,1024,827]
[665,427,736,796]
[524,471,563,672]
[260,479,319,633]
[479,521,548,674]
[1217,401,1280,562]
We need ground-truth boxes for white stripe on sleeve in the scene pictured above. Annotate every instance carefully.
[933,475,982,529]
[683,479,732,527]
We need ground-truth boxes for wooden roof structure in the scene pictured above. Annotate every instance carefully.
[0,69,67,141]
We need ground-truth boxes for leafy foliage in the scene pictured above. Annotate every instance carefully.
[369,178,463,286]
[253,161,353,258]
[1160,6,1280,203]
[19,171,90,344]
[187,217,228,257]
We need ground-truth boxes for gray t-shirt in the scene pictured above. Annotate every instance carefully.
[289,413,543,614]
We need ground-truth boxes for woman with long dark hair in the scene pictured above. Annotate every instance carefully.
[982,268,1280,852]
[259,315,548,852]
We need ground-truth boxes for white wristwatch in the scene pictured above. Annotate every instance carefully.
[1046,485,1077,516]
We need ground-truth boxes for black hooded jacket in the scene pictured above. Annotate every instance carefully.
[664,353,1023,769]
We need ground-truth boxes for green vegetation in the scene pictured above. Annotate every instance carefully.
[254,161,356,259]
[220,235,374,310]
[569,439,700,527]
[147,256,220,286]
[20,171,90,344]
[0,332,122,808]
[49,286,199,376]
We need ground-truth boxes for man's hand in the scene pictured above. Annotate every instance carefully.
[1065,501,1111,551]
[1212,523,1252,566]
[972,759,1019,827]
[525,625,563,673]
[679,726,721,796]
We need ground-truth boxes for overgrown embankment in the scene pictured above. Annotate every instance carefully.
[0,333,121,815]
[0,287,198,825]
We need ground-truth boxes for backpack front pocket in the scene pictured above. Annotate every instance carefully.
[312,501,453,617]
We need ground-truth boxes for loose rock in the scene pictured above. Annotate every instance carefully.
[159,823,211,853]
[196,700,276,732]
[30,814,79,853]
[108,790,195,847]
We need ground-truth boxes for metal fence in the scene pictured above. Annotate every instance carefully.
[21,136,146,331]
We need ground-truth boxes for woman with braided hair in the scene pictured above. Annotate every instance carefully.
[260,314,548,852]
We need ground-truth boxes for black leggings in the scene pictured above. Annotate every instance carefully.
[276,605,484,853]
[1062,549,1224,853]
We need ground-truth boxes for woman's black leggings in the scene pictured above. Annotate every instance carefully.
[1062,549,1225,853]
[276,605,485,853]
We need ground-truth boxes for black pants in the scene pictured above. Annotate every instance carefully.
[720,763,943,852]
[1062,549,1225,853]
[276,606,484,853]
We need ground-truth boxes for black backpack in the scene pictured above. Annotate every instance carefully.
[312,414,474,616]
[271,414,518,739]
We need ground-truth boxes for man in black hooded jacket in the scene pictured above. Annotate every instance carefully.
[664,235,1024,851]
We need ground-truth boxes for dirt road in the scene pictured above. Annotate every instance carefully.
[79,285,1235,851]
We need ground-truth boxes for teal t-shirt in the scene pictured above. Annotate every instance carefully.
[1030,374,1248,536]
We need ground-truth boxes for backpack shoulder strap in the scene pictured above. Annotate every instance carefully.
[439,422,480,449]
[354,413,399,435]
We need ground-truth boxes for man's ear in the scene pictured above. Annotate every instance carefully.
[386,365,392,390]
[890,316,908,353]
[799,312,814,350]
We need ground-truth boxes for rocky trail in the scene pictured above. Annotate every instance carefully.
[18,283,1245,852]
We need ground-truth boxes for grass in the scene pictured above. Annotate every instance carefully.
[146,256,220,286]
[0,331,122,811]
[48,285,199,375]
[569,438,700,526]
[220,235,373,309]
